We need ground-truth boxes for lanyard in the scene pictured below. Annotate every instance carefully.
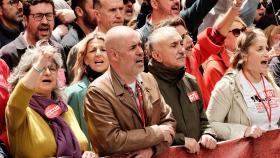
[126,82,146,126]
[242,70,272,127]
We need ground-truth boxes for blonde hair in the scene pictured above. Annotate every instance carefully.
[231,28,266,70]
[72,32,105,84]
[231,28,276,84]
[264,25,280,48]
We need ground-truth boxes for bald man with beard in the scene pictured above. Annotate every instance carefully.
[84,26,176,157]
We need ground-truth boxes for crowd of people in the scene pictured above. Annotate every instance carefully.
[0,0,279,157]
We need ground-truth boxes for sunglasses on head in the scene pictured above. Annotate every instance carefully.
[257,2,267,9]
[229,27,246,37]
[123,0,135,4]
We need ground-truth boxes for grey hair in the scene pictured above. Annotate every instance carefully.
[147,26,180,58]
[148,26,179,50]
[8,40,65,100]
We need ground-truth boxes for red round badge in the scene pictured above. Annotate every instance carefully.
[44,104,63,119]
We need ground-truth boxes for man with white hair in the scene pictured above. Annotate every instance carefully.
[84,26,176,157]
[148,26,216,154]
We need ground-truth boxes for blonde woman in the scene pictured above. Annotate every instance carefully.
[65,32,109,139]
[264,25,280,50]
[207,28,280,141]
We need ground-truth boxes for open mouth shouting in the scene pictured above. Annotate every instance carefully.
[38,25,50,37]
[171,4,180,14]
[260,60,268,65]
[95,59,105,65]
[41,78,53,85]
[136,58,144,65]
[125,7,133,15]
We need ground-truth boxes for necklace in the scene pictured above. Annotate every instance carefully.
[242,70,272,128]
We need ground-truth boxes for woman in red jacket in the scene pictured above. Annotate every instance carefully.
[0,59,10,158]
[151,0,243,109]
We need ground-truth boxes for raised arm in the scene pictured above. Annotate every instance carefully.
[214,0,244,36]
[6,47,55,133]
[180,0,218,34]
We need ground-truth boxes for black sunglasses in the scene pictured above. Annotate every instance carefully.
[229,27,246,37]
[123,0,135,4]
[257,2,267,9]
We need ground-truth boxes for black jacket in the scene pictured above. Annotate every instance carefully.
[0,23,24,49]
[0,32,67,71]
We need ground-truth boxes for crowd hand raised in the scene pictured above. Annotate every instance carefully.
[33,46,55,71]
[56,9,76,24]
[82,151,98,158]
[244,125,265,138]
[199,134,217,150]
[53,24,69,39]
[232,0,243,10]
[127,148,153,158]
[158,125,175,144]
[184,137,200,154]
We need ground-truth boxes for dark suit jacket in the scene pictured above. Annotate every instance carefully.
[0,32,67,71]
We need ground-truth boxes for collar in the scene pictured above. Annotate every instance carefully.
[146,14,153,27]
[14,32,28,50]
[109,67,143,96]
[148,59,185,85]
[77,76,90,89]
[18,32,61,50]
[212,48,231,67]
[224,69,251,122]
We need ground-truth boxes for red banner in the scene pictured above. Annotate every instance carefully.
[155,129,280,158]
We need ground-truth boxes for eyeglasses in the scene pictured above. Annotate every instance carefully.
[29,12,54,21]
[29,64,58,74]
[229,27,246,37]
[257,2,267,9]
[40,65,58,73]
